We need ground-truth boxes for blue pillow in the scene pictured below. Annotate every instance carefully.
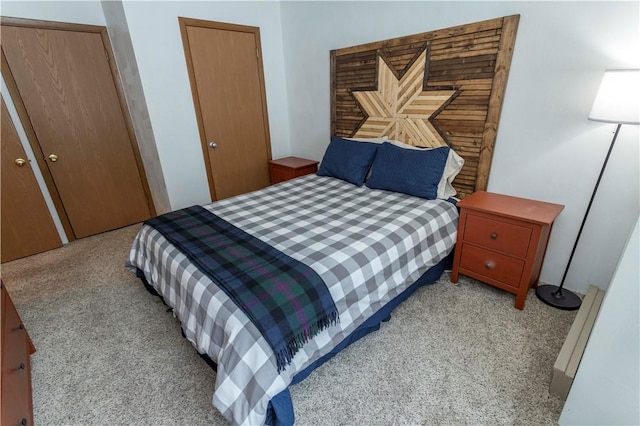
[317,136,380,186]
[366,142,450,200]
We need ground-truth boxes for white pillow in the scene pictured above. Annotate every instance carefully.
[382,139,464,199]
[344,136,388,143]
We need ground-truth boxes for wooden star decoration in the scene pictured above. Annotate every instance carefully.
[351,48,458,147]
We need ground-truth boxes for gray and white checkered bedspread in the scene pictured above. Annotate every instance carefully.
[127,174,458,425]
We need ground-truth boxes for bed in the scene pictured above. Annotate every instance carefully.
[128,171,457,424]
[127,15,518,426]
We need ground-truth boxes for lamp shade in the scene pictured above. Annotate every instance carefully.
[588,69,640,125]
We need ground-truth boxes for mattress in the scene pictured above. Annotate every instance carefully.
[126,174,458,425]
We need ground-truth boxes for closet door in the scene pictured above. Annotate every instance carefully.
[1,97,62,262]
[180,18,272,201]
[1,23,152,238]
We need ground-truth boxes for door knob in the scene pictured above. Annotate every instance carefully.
[209,141,217,148]
[48,154,58,162]
[14,158,26,167]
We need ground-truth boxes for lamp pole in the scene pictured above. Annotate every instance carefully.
[536,124,621,310]
[536,69,639,310]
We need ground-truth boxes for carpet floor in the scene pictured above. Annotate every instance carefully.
[1,224,576,425]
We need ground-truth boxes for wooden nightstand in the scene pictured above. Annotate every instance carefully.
[451,191,564,310]
[268,157,318,184]
[1,281,36,426]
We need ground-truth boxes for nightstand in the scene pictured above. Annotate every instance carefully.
[268,157,319,184]
[1,281,36,426]
[451,191,564,310]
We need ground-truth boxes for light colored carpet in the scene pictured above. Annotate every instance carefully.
[1,225,576,425]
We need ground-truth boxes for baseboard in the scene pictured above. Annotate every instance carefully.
[550,284,605,400]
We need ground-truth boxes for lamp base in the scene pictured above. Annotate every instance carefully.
[535,285,582,311]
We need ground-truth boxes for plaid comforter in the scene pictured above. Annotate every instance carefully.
[127,174,458,425]
[143,205,338,372]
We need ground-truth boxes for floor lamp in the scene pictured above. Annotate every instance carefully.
[536,69,640,310]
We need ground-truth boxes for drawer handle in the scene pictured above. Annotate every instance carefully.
[17,363,26,370]
[490,233,497,240]
[19,419,28,426]
[485,262,495,270]
[18,324,24,330]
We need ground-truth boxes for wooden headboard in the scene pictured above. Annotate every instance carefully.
[331,15,519,198]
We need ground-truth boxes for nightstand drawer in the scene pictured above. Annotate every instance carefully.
[3,322,28,369]
[464,214,531,258]
[270,165,317,184]
[268,157,318,184]
[270,167,295,184]
[1,282,35,426]
[1,340,31,426]
[460,244,524,289]
[3,290,25,358]
[451,191,564,310]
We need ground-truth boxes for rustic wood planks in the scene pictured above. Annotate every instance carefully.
[331,15,519,198]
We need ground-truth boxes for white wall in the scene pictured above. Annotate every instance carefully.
[2,1,637,294]
[1,0,106,25]
[101,0,171,214]
[119,0,291,210]
[280,1,640,294]
[2,1,292,212]
[559,217,639,425]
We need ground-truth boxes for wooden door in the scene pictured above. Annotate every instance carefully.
[180,19,272,200]
[1,97,62,262]
[1,22,152,238]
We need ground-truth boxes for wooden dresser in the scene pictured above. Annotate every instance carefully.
[1,281,35,426]
[268,157,318,184]
[451,191,564,310]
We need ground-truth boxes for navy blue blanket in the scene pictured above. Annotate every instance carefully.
[145,206,338,372]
